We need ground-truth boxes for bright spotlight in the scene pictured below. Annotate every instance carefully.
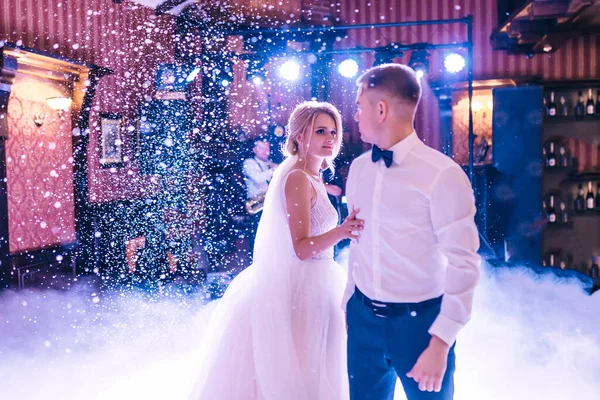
[338,58,359,78]
[415,69,425,79]
[279,60,300,82]
[444,53,466,73]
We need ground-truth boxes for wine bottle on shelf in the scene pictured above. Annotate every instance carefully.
[586,89,595,115]
[575,91,585,118]
[586,181,595,210]
[546,195,557,223]
[542,146,547,163]
[596,90,600,115]
[559,96,568,116]
[575,184,585,213]
[548,92,557,117]
[559,259,567,270]
[546,142,557,167]
[558,144,568,167]
[559,201,568,223]
[549,253,556,267]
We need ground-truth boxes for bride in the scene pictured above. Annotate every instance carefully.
[189,101,364,400]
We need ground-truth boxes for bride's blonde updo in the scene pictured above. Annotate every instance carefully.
[283,101,344,171]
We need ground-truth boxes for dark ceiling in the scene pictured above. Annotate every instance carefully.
[491,0,600,55]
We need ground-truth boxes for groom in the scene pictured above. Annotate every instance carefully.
[343,63,481,399]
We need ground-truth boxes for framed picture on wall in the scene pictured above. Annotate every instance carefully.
[100,113,124,167]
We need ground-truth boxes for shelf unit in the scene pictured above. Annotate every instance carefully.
[541,83,600,276]
[487,84,599,285]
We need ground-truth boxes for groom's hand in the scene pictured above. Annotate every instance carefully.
[406,335,449,392]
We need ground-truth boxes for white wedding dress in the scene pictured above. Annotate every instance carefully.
[189,156,349,400]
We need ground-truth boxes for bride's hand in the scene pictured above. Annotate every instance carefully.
[338,208,364,241]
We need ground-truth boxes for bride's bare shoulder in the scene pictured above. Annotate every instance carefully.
[284,168,311,189]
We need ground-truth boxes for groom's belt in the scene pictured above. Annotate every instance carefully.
[354,287,442,318]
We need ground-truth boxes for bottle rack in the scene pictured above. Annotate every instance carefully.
[541,83,600,279]
[543,87,600,121]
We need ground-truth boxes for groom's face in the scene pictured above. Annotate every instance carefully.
[354,86,378,144]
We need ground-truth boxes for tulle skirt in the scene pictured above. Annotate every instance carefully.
[189,257,349,400]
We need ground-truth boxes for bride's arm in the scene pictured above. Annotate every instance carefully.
[285,170,362,261]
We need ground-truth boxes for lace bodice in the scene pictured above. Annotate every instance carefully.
[283,170,339,261]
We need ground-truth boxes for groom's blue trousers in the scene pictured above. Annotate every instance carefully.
[347,287,456,400]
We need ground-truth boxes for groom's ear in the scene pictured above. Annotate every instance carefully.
[377,100,388,122]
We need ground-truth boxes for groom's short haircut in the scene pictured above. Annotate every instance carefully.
[356,63,422,107]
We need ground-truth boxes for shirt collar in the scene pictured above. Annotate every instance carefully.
[387,131,420,166]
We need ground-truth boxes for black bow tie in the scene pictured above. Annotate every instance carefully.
[371,145,393,168]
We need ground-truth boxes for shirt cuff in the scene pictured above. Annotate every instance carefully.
[428,314,464,346]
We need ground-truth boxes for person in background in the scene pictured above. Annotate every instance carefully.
[242,139,278,257]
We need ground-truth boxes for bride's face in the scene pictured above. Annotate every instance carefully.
[300,113,337,159]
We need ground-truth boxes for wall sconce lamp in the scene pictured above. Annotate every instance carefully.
[33,97,73,127]
[46,97,73,111]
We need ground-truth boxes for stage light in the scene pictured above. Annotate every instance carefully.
[444,53,466,73]
[338,58,359,78]
[279,59,300,82]
[373,43,403,67]
[374,53,394,67]
[186,67,201,82]
[246,58,267,84]
[409,50,429,78]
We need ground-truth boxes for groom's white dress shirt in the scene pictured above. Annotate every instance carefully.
[344,131,481,346]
